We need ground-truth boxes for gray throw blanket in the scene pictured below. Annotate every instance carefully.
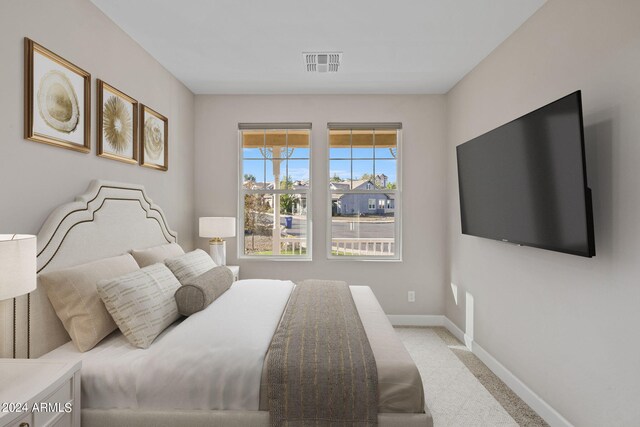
[268,280,378,426]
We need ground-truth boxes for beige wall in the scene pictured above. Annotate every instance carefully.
[0,0,196,249]
[195,95,447,315]
[4,0,639,423]
[446,1,640,425]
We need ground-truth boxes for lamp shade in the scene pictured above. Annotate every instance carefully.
[199,217,236,238]
[0,234,37,301]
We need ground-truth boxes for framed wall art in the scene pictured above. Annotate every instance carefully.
[140,105,168,171]
[97,80,138,163]
[24,38,90,152]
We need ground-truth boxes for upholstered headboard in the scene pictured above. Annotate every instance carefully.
[0,180,177,358]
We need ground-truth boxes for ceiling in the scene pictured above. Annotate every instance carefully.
[91,0,545,95]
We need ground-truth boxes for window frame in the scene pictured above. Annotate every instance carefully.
[326,125,402,261]
[238,124,312,261]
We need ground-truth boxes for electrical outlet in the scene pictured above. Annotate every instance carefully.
[408,291,415,303]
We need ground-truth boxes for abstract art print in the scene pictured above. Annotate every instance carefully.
[140,105,168,171]
[24,38,90,152]
[97,80,138,163]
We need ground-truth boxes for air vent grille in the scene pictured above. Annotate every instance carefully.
[303,52,342,73]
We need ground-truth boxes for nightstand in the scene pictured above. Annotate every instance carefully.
[0,359,81,427]
[226,265,239,281]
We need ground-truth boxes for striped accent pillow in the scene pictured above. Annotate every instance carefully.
[165,249,216,285]
[97,263,181,349]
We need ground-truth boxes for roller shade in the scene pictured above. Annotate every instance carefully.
[328,124,400,148]
[327,122,402,130]
[238,123,312,130]
[239,124,312,149]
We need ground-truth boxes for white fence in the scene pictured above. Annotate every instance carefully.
[249,236,394,256]
[280,237,306,255]
[331,238,394,256]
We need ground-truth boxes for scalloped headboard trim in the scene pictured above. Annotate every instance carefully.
[37,196,176,273]
[36,180,177,273]
[38,186,176,261]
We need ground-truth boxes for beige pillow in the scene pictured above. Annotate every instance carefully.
[165,249,216,285]
[40,254,140,352]
[175,266,234,316]
[97,263,181,349]
[130,243,185,268]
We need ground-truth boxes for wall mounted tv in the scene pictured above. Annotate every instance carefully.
[456,91,595,257]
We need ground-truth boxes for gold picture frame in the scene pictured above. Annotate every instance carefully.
[24,38,90,153]
[97,80,138,164]
[140,105,168,171]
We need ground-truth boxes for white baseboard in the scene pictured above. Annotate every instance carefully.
[387,314,571,427]
[443,317,465,342]
[470,340,572,427]
[387,314,445,326]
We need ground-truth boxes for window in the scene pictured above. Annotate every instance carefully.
[328,123,401,260]
[239,123,311,259]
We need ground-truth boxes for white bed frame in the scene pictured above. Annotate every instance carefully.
[1,180,431,427]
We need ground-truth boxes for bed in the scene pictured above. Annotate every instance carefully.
[1,180,432,427]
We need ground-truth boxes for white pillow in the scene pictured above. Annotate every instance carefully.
[165,249,216,285]
[130,242,185,268]
[97,263,181,349]
[40,254,140,352]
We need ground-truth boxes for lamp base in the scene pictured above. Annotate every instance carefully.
[209,240,226,266]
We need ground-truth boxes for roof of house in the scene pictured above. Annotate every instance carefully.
[352,179,374,190]
[243,181,274,190]
[330,182,351,191]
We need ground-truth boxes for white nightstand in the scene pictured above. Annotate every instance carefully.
[226,265,239,281]
[0,359,81,427]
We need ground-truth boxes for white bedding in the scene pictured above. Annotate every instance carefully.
[42,279,295,411]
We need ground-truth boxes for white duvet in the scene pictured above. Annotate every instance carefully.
[42,279,295,411]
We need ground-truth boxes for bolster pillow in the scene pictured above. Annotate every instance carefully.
[174,266,234,316]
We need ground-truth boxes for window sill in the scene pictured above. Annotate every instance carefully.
[326,255,402,262]
[238,256,313,262]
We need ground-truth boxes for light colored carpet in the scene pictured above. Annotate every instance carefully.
[395,327,548,427]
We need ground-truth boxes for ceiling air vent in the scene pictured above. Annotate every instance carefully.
[303,52,342,73]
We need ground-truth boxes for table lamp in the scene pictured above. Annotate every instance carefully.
[0,234,37,357]
[199,217,236,265]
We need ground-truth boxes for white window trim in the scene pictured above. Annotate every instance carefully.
[326,128,402,261]
[238,127,312,261]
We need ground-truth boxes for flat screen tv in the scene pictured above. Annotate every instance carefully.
[456,91,595,257]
